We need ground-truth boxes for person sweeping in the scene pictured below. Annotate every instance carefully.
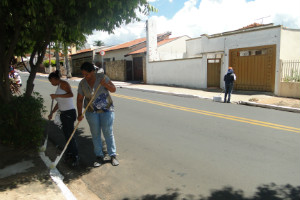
[77,62,119,167]
[48,70,79,167]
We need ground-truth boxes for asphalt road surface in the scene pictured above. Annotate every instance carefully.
[22,74,300,199]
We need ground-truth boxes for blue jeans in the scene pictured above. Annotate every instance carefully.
[224,84,233,102]
[85,111,116,157]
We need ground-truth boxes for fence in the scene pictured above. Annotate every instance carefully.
[280,60,300,82]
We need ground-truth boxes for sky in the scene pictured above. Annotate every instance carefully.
[86,0,300,48]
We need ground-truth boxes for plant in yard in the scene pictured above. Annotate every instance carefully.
[0,92,46,149]
[43,60,56,68]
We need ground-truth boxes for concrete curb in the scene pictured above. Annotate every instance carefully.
[238,101,300,113]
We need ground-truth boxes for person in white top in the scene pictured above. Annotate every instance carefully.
[48,70,79,167]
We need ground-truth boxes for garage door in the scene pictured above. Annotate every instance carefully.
[229,45,276,92]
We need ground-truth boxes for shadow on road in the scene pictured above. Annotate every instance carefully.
[45,122,300,200]
[45,122,98,182]
[1,121,300,200]
[122,184,300,200]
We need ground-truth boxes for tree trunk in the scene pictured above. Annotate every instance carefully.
[64,44,72,78]
[0,21,21,103]
[55,50,61,76]
[25,40,49,97]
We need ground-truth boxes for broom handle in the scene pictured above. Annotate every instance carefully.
[53,79,104,167]
[41,99,54,151]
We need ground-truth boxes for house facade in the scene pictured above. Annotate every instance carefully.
[70,48,94,76]
[92,32,190,82]
[147,21,300,96]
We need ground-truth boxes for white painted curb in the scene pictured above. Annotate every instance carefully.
[40,150,77,200]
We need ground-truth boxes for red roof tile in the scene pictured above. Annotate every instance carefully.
[105,38,146,52]
[239,23,263,30]
[128,37,179,55]
[70,48,92,56]
[105,32,172,52]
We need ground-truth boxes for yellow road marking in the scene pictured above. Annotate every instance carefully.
[36,79,300,133]
[111,93,300,133]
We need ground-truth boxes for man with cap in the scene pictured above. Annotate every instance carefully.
[223,67,236,103]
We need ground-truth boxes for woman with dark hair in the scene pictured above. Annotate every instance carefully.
[48,70,79,167]
[77,62,119,167]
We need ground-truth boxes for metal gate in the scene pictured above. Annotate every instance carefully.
[126,61,133,81]
[207,59,221,88]
[229,45,276,92]
[133,57,143,81]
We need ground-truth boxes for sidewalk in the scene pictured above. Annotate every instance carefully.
[1,72,299,200]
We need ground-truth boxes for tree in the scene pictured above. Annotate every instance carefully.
[93,40,105,47]
[0,0,155,103]
[63,43,72,78]
[53,42,61,76]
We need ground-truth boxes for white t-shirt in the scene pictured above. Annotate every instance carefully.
[55,84,75,111]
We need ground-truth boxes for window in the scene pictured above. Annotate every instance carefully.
[238,49,267,57]
[207,59,220,63]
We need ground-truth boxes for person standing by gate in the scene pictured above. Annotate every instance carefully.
[223,67,236,103]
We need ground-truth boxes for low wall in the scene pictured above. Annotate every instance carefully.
[45,66,56,74]
[44,65,67,76]
[278,82,300,98]
[147,57,205,89]
[106,60,126,81]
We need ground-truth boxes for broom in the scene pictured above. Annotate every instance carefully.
[40,99,54,152]
[50,79,104,169]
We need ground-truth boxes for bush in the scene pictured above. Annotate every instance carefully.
[0,92,46,150]
[43,60,56,68]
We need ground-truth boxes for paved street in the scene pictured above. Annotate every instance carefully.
[27,73,300,199]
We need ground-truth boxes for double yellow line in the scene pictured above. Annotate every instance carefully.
[112,93,300,133]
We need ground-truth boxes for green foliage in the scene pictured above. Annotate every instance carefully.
[43,60,56,68]
[93,40,105,47]
[1,0,155,101]
[0,92,46,150]
[283,69,300,82]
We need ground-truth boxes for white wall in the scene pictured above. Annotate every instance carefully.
[147,58,205,88]
[158,36,190,60]
[147,18,159,62]
[280,28,300,60]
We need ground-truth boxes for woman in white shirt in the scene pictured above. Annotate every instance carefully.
[48,70,79,167]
